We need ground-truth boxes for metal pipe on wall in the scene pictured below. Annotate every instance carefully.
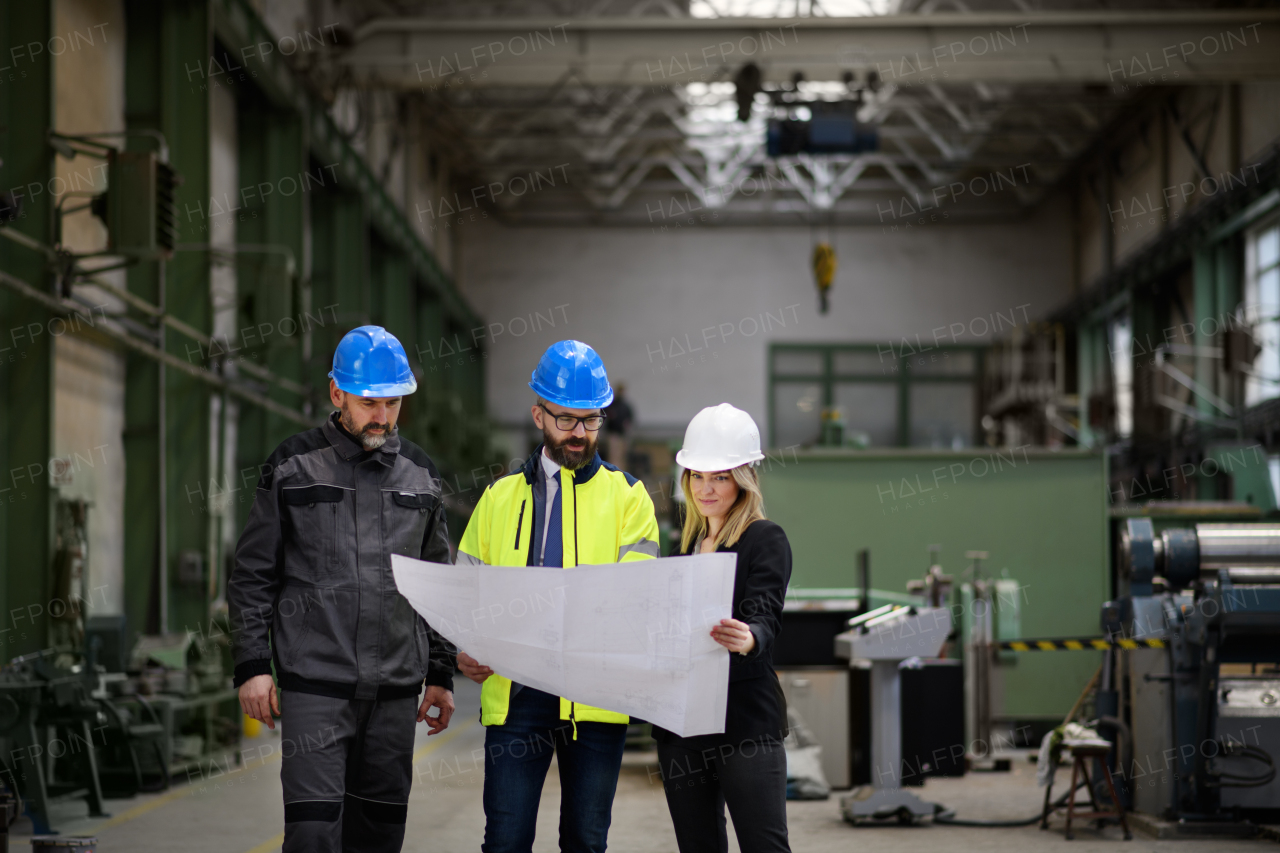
[78,273,308,397]
[0,268,312,426]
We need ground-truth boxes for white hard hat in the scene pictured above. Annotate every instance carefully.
[675,403,765,472]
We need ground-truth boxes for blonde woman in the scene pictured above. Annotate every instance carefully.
[652,403,793,853]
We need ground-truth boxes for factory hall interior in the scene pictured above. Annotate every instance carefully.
[6,0,1280,851]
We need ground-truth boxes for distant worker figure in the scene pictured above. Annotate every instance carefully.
[229,326,457,853]
[455,340,661,853]
[603,380,634,469]
[654,403,793,853]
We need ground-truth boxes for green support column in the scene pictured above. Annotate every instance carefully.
[165,3,213,639]
[461,334,486,423]
[1193,247,1217,423]
[337,196,369,332]
[444,318,469,454]
[368,238,385,332]
[0,0,55,657]
[377,252,413,345]
[236,88,306,474]
[124,0,212,638]
[1216,238,1242,415]
[302,185,366,454]
[1192,245,1225,499]
[416,288,446,454]
[319,189,368,344]
[377,248,416,434]
[308,183,336,404]
[122,1,160,636]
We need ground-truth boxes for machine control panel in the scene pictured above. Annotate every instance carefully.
[833,605,953,662]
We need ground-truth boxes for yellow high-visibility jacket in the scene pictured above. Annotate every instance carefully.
[457,447,660,727]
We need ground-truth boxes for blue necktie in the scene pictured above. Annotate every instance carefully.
[543,485,563,568]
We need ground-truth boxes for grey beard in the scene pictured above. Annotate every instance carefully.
[340,408,390,451]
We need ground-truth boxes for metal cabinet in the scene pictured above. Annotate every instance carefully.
[778,667,863,790]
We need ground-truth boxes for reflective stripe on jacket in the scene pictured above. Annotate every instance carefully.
[458,446,660,726]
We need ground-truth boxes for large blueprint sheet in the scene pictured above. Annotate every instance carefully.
[390,553,736,737]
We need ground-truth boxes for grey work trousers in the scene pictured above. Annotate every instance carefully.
[279,690,418,853]
[657,736,792,853]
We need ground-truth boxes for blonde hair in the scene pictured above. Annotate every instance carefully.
[679,464,766,553]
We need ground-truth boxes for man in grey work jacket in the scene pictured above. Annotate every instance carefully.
[229,325,456,853]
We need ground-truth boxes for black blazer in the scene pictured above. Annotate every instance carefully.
[652,518,792,746]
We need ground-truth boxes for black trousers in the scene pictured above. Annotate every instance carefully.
[279,690,418,853]
[656,737,791,853]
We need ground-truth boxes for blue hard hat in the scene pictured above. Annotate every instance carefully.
[329,325,418,397]
[529,340,613,409]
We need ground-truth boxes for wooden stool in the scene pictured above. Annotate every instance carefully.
[1040,740,1132,841]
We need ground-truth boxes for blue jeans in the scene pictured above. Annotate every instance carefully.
[481,687,627,853]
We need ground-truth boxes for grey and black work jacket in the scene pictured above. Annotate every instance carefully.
[229,412,456,700]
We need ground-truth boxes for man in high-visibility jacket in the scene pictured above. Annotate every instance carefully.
[456,340,660,853]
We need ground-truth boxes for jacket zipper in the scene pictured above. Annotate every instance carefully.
[513,500,526,550]
[570,477,579,738]
[330,503,337,571]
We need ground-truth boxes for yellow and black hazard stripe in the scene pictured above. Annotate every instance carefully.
[998,637,1166,652]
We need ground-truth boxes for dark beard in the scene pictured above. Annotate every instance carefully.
[543,428,596,470]
[340,407,391,450]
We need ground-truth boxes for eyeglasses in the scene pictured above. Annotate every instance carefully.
[539,403,606,432]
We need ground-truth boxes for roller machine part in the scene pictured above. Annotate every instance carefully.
[1109,519,1280,824]
[1120,520,1280,590]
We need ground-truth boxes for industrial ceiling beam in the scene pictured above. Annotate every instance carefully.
[347,11,1280,87]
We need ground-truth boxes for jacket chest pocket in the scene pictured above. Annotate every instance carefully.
[282,484,347,581]
[386,490,438,559]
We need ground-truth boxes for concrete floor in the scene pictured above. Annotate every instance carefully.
[10,679,1276,852]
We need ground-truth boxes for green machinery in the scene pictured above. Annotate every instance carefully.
[760,447,1109,724]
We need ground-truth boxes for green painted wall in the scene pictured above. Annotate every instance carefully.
[759,447,1109,719]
